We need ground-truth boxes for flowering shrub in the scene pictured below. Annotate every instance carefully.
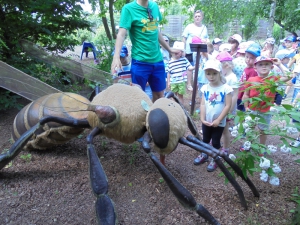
[226,76,300,186]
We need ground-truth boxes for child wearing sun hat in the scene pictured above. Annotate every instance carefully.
[193,59,233,172]
[166,41,195,103]
[241,56,292,149]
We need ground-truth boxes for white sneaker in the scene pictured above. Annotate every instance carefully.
[290,140,300,148]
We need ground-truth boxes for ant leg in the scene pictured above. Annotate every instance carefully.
[87,127,117,225]
[0,123,40,170]
[89,85,101,101]
[0,116,90,170]
[179,137,248,210]
[148,152,220,225]
[186,135,259,198]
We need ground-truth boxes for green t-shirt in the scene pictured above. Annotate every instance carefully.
[120,1,163,63]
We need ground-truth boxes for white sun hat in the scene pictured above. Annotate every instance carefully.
[172,41,185,51]
[203,59,222,72]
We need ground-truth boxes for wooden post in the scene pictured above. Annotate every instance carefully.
[189,43,207,115]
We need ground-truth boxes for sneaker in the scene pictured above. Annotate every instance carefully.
[240,145,250,152]
[221,148,229,155]
[137,137,144,143]
[290,139,300,148]
[187,85,193,91]
[193,153,208,165]
[282,93,287,100]
[207,158,218,172]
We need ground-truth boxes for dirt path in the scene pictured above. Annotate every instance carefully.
[1,91,300,225]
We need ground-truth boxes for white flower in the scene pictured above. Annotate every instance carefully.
[259,157,271,170]
[229,154,236,160]
[267,145,277,153]
[254,116,260,122]
[231,130,238,137]
[280,145,291,153]
[270,107,278,113]
[243,141,251,150]
[245,128,251,133]
[287,127,298,135]
[272,164,281,173]
[269,176,280,186]
[242,123,249,129]
[245,116,252,122]
[260,170,268,182]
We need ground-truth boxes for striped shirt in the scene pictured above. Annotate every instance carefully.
[167,57,191,84]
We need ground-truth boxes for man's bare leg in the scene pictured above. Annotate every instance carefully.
[152,91,165,102]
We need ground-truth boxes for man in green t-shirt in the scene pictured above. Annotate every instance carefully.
[111,0,176,102]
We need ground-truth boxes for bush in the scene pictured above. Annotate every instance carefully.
[93,35,115,73]
[0,89,23,111]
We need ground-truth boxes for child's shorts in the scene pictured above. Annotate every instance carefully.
[171,82,186,95]
[249,110,272,131]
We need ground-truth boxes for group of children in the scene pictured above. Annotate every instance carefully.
[190,35,300,172]
[112,34,300,172]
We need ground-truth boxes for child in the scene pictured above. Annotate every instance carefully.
[273,49,295,104]
[237,43,261,111]
[228,34,242,58]
[261,37,277,58]
[216,51,239,154]
[112,45,153,100]
[242,56,292,148]
[290,92,300,147]
[193,59,233,172]
[211,38,223,58]
[232,42,249,81]
[284,43,300,101]
[167,41,194,103]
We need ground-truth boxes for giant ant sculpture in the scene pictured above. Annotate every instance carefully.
[0,59,260,224]
[0,83,260,225]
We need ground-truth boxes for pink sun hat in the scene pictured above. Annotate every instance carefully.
[237,42,251,54]
[216,51,233,62]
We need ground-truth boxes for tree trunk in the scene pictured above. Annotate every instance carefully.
[267,0,276,38]
[98,0,112,40]
[109,0,116,39]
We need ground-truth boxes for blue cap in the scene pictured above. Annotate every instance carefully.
[285,36,296,42]
[112,45,128,58]
[245,43,261,57]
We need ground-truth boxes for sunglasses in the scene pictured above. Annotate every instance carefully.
[194,10,202,13]
[147,8,153,22]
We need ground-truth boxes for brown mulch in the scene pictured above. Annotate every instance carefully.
[1,91,300,225]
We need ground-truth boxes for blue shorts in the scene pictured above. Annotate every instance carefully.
[131,59,166,92]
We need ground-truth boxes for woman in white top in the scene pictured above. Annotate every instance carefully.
[182,9,209,91]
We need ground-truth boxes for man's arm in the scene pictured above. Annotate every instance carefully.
[110,28,127,74]
[158,32,179,55]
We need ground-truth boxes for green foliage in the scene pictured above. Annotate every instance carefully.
[230,75,300,181]
[180,0,300,37]
[290,187,300,225]
[272,24,284,43]
[124,142,140,165]
[93,35,115,72]
[0,0,90,60]
[20,153,32,162]
[0,90,23,111]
